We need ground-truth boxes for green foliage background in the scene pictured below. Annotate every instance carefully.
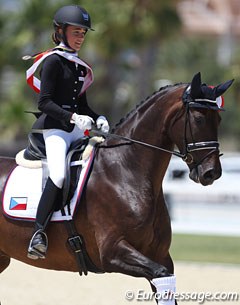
[0,0,239,149]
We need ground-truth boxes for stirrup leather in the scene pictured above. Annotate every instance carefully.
[27,230,48,260]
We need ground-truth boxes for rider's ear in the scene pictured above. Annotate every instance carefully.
[190,72,202,99]
[214,79,234,97]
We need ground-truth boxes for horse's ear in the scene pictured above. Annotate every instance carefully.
[190,72,202,99]
[214,79,234,97]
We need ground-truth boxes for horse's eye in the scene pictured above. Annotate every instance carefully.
[195,116,205,125]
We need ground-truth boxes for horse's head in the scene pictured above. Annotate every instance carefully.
[170,72,234,186]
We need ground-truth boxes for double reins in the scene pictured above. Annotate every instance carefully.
[90,129,185,158]
[91,125,219,166]
[90,87,220,165]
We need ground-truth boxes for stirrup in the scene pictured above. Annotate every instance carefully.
[27,230,48,260]
[27,248,46,260]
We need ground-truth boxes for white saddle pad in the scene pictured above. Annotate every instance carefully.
[3,154,93,222]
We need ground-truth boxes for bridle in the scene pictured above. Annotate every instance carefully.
[91,85,221,166]
[181,85,221,166]
[180,105,220,166]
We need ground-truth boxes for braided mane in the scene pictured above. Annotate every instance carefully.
[112,83,184,132]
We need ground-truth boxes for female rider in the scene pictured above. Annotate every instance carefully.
[27,5,109,260]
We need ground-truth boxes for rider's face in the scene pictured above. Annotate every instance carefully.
[65,25,87,51]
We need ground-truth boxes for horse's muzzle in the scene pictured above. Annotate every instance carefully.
[189,163,222,186]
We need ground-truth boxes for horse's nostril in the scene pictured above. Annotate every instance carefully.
[202,168,221,185]
[203,169,214,181]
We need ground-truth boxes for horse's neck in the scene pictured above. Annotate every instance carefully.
[110,88,182,192]
[115,94,163,139]
[115,86,184,139]
[115,87,184,152]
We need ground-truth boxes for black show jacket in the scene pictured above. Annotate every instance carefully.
[32,53,99,132]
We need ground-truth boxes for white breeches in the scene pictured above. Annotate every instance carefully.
[43,126,84,188]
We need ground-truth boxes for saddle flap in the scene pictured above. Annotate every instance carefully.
[3,149,96,222]
[24,132,46,160]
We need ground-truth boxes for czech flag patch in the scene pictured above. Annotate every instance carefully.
[10,197,28,210]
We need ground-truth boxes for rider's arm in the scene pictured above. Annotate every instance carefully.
[38,55,73,124]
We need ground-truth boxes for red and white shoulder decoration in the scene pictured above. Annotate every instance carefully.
[24,46,94,95]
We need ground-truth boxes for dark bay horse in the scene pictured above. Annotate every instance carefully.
[0,73,233,285]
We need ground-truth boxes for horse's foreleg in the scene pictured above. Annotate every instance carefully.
[100,238,170,279]
[100,239,177,304]
[148,253,177,305]
[0,251,11,273]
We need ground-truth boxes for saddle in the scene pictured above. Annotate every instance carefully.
[21,131,89,209]
[16,130,104,210]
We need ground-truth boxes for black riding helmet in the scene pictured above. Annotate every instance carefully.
[54,5,94,30]
[53,5,94,46]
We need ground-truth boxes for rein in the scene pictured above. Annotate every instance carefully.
[91,127,219,165]
[91,85,220,165]
[90,129,185,158]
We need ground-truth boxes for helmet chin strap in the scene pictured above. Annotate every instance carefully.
[55,24,71,49]
[62,24,70,48]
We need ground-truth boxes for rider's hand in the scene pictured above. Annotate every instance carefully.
[71,113,94,130]
[96,116,110,133]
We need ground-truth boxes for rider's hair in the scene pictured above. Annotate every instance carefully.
[52,31,61,45]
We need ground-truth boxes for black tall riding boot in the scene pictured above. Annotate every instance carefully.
[27,177,61,260]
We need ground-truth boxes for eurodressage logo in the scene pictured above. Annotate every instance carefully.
[9,197,28,210]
